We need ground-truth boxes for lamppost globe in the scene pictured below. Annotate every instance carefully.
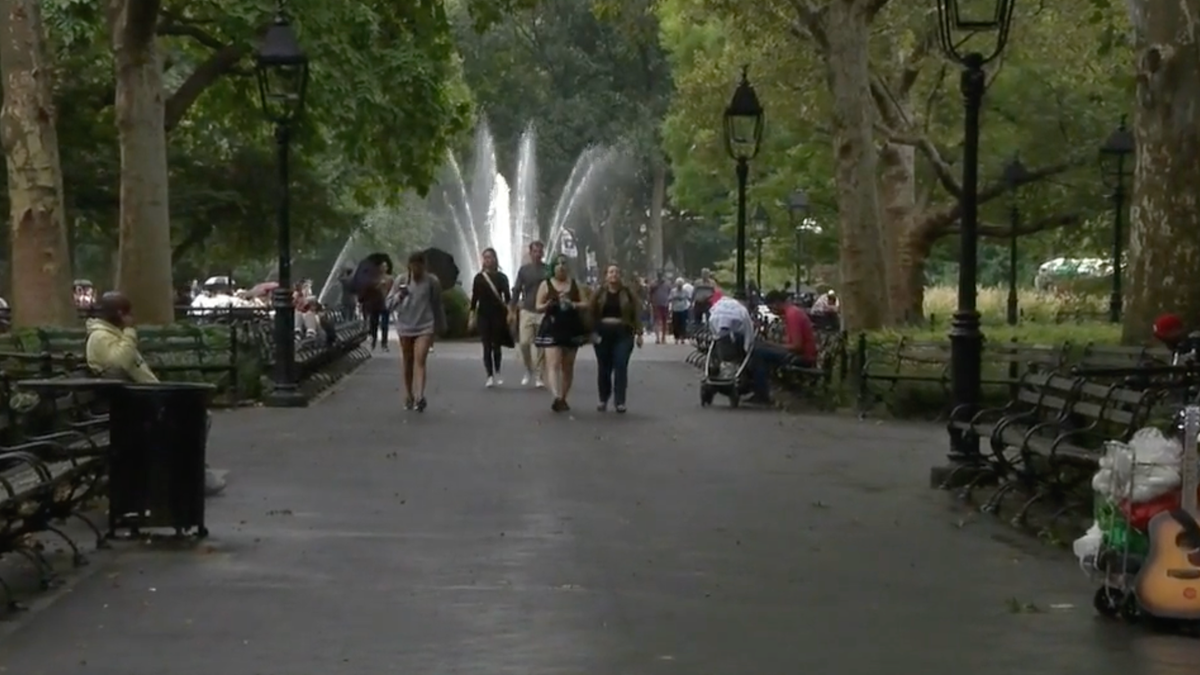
[751,204,770,239]
[935,0,1016,467]
[723,67,764,163]
[256,11,309,408]
[1099,117,1135,325]
[1099,117,1135,187]
[723,66,764,300]
[787,190,808,216]
[255,14,309,124]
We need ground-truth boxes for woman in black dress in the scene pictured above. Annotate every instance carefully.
[469,247,513,387]
[534,256,589,412]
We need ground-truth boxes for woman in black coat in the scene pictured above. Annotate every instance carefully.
[470,247,514,387]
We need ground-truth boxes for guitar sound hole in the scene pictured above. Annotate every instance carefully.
[1174,532,1200,552]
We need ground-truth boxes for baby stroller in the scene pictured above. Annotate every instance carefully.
[699,329,754,408]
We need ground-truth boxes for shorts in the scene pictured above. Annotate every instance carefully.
[653,305,669,324]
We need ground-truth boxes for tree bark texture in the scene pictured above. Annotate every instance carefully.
[0,0,77,326]
[648,158,667,273]
[825,0,890,330]
[109,0,174,324]
[1121,0,1200,343]
[878,141,918,322]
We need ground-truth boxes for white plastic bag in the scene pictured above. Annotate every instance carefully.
[1092,428,1182,503]
[1073,522,1103,572]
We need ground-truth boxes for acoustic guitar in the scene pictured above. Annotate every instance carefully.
[1135,405,1200,620]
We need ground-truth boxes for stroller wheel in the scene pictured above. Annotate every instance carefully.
[1093,586,1124,619]
[729,390,740,408]
[700,386,714,407]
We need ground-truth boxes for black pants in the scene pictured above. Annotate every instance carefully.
[482,338,503,376]
[367,310,390,347]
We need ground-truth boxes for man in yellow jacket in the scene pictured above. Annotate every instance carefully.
[85,292,227,496]
[85,293,159,383]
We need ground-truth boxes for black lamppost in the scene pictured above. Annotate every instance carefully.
[936,0,1015,459]
[787,190,809,290]
[255,11,309,408]
[1002,156,1029,326]
[752,204,769,288]
[1100,117,1134,324]
[723,67,764,300]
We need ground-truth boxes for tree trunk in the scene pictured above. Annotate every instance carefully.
[647,158,666,273]
[879,141,917,323]
[825,0,890,330]
[0,0,76,326]
[894,220,937,324]
[1121,0,1200,343]
[108,0,174,324]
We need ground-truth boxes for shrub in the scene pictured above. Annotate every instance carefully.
[441,287,470,339]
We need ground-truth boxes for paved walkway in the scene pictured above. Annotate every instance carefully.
[0,340,1196,673]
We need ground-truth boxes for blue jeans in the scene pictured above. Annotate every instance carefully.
[594,324,635,405]
[751,341,809,398]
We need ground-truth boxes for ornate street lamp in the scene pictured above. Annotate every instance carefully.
[255,10,309,408]
[1003,156,1029,326]
[936,0,1015,461]
[723,67,764,300]
[787,190,809,290]
[752,204,769,289]
[1100,117,1134,324]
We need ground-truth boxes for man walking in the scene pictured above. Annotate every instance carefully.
[511,240,548,387]
[649,271,671,344]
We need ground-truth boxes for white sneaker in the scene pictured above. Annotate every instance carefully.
[486,376,495,388]
[535,376,545,389]
[521,373,532,386]
[494,376,503,386]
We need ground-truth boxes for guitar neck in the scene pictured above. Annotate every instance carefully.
[1183,406,1200,518]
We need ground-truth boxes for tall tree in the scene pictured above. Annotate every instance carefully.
[108,0,173,323]
[1121,0,1200,342]
[0,0,76,325]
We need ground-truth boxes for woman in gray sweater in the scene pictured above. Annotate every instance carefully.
[387,251,447,411]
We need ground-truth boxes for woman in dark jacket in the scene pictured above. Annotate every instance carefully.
[470,248,513,387]
[588,264,642,412]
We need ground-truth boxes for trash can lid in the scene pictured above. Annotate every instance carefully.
[122,382,217,392]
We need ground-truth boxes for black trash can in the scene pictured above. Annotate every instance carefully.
[108,382,215,537]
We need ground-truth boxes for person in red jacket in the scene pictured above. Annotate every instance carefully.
[747,291,819,404]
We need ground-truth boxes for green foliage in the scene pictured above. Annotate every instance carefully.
[655,0,1136,278]
[441,286,471,338]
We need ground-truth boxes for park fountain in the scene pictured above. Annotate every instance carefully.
[438,121,618,281]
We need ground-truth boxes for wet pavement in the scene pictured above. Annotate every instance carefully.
[0,340,1197,674]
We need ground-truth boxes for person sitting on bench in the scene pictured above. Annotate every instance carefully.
[748,291,819,405]
[86,292,227,496]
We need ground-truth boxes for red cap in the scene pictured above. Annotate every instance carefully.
[1154,313,1184,336]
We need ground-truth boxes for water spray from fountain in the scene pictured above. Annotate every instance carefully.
[436,119,619,282]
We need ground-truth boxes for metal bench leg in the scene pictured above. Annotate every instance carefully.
[12,544,56,589]
[42,524,86,567]
[1011,489,1047,528]
[69,511,108,549]
[955,466,997,502]
[980,480,1021,515]
[0,570,25,612]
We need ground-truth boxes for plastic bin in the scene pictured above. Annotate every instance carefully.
[108,382,215,537]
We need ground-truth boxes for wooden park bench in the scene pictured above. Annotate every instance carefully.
[973,378,1154,529]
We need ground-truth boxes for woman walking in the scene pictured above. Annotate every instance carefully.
[364,260,394,350]
[470,248,513,387]
[668,277,691,343]
[387,251,446,411]
[589,264,642,412]
[534,257,590,412]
